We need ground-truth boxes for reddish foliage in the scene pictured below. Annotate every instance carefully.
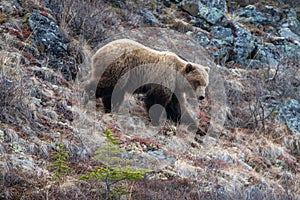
[21,51,40,66]
[278,154,299,171]
[22,24,32,39]
[198,110,211,123]
[8,25,32,41]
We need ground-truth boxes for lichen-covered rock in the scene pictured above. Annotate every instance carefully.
[198,6,223,24]
[28,10,67,60]
[190,16,211,30]
[193,31,210,46]
[260,5,282,28]
[180,0,227,17]
[208,39,232,64]
[210,25,233,43]
[28,10,77,81]
[236,5,267,26]
[283,8,300,36]
[277,99,300,135]
[251,44,281,67]
[279,27,300,43]
[277,42,300,61]
[199,0,227,13]
[180,0,199,17]
[230,22,256,64]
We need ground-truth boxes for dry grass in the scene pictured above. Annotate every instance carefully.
[42,0,142,48]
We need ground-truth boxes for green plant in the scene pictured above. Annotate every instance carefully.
[0,13,7,24]
[81,128,149,200]
[50,136,71,181]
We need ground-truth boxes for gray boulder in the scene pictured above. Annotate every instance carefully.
[283,8,300,36]
[28,10,67,61]
[198,6,223,24]
[260,5,282,28]
[28,10,77,81]
[236,5,267,26]
[211,26,233,44]
[180,0,224,24]
[230,22,256,64]
[277,99,300,135]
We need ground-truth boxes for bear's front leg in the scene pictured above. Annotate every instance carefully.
[181,112,206,136]
[179,105,206,136]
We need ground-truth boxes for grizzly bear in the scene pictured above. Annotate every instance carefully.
[84,39,210,136]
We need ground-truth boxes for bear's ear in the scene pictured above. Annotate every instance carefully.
[204,66,210,73]
[185,63,194,73]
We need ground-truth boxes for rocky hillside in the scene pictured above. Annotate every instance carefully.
[0,0,299,199]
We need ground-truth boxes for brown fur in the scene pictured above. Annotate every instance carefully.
[85,39,210,136]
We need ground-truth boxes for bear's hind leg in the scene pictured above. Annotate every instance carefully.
[165,94,181,123]
[171,93,206,136]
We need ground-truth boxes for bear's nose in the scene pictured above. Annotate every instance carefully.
[199,96,205,100]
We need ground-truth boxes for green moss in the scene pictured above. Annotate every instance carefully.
[24,13,31,23]
[0,13,8,24]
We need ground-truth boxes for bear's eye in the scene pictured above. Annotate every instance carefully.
[193,81,201,88]
[185,64,194,73]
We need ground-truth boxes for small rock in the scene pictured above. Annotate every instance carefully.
[162,0,171,7]
[283,8,300,36]
[141,9,159,26]
[190,16,211,30]
[0,78,13,91]
[279,27,300,44]
[60,59,78,81]
[3,129,19,143]
[260,5,282,28]
[236,5,267,27]
[147,149,166,159]
[198,6,223,24]
[45,109,58,121]
[194,31,210,46]
[215,186,231,199]
[194,134,203,144]
[252,44,281,67]
[199,0,227,13]
[0,129,4,141]
[180,0,199,17]
[277,42,300,61]
[246,186,263,200]
[180,0,227,17]
[38,143,50,158]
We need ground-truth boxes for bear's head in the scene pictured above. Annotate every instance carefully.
[182,63,210,100]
